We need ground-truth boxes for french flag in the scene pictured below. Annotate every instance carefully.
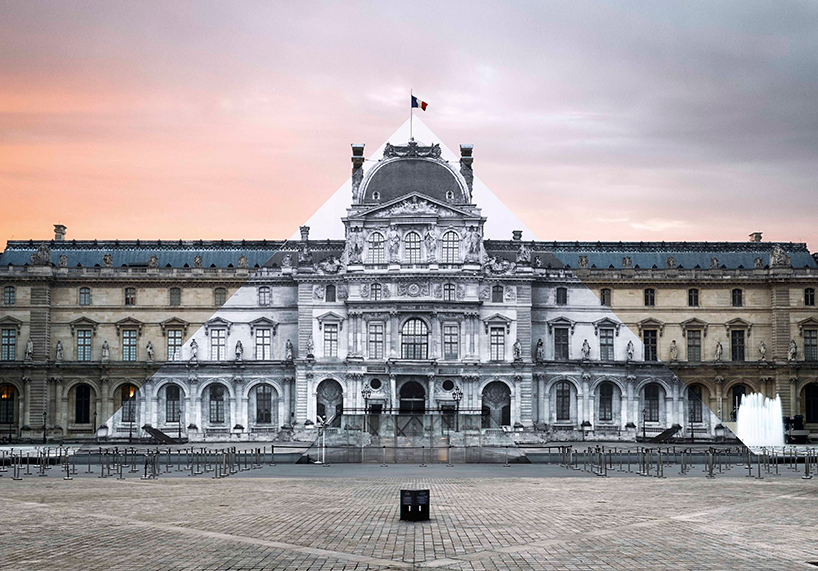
[411,95,428,111]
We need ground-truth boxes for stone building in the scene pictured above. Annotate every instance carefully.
[1,137,817,443]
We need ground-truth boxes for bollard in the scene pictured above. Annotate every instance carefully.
[504,446,511,468]
[706,451,715,479]
[13,454,22,480]
[803,451,813,480]
[756,452,763,480]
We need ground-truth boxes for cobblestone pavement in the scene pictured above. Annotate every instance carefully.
[1,466,817,571]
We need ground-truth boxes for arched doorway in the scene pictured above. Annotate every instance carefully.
[74,383,92,424]
[805,383,818,423]
[481,381,511,428]
[399,380,426,414]
[688,384,704,424]
[0,384,16,427]
[316,379,343,427]
[730,384,748,421]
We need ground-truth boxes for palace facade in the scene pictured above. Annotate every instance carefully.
[1,139,817,443]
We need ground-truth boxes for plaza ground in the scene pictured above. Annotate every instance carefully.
[1,464,818,571]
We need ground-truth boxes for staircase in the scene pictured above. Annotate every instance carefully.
[142,425,180,444]
[648,424,682,443]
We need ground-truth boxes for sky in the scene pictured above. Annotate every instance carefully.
[1,1,817,249]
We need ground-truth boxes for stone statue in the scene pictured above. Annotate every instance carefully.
[285,339,294,361]
[58,254,68,267]
[148,255,158,269]
[770,245,791,268]
[297,242,313,265]
[101,340,110,363]
[189,339,198,362]
[788,340,797,362]
[55,341,64,362]
[715,341,723,361]
[759,340,767,361]
[346,227,364,264]
[318,256,343,274]
[306,335,315,358]
[581,339,591,360]
[146,341,154,362]
[464,226,482,263]
[622,256,633,269]
[710,257,719,269]
[193,254,203,268]
[387,226,401,262]
[666,256,675,269]
[669,340,678,361]
[535,338,545,362]
[102,253,113,268]
[235,340,243,362]
[626,340,634,362]
[534,256,543,268]
[30,243,51,266]
[281,254,292,268]
[513,338,523,360]
[24,338,34,361]
[238,255,248,269]
[515,242,531,265]
[577,255,589,269]
[424,225,438,262]
[754,257,764,269]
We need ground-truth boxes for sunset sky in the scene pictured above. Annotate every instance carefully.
[1,1,816,249]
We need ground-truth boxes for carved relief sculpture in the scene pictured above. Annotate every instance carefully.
[577,255,589,269]
[771,245,791,268]
[515,242,531,265]
[24,338,34,361]
[235,340,243,362]
[238,255,248,269]
[306,335,315,358]
[387,225,401,263]
[30,243,52,266]
[622,256,633,269]
[193,254,203,268]
[102,253,113,268]
[464,226,481,263]
[148,255,158,269]
[58,254,68,267]
[55,341,64,362]
[189,339,198,363]
[424,225,438,262]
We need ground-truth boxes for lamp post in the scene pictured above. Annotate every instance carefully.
[452,386,463,432]
[42,410,47,444]
[361,386,372,435]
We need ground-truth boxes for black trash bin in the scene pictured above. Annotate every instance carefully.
[400,489,430,521]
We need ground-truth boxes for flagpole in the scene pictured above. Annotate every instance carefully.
[410,88,413,141]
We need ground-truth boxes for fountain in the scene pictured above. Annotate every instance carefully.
[735,393,784,448]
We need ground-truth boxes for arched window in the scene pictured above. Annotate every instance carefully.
[731,288,743,307]
[79,287,91,306]
[598,382,613,421]
[121,384,137,423]
[401,319,429,360]
[492,285,504,303]
[556,381,571,421]
[166,384,181,423]
[806,384,818,423]
[169,287,181,306]
[806,288,816,307]
[644,384,660,422]
[256,384,273,424]
[209,385,225,424]
[367,232,385,264]
[556,287,567,305]
[441,231,459,263]
[3,286,15,305]
[370,283,382,301]
[75,384,91,424]
[404,232,421,264]
[688,384,703,423]
[731,385,747,421]
[258,286,271,306]
[0,385,16,424]
[325,285,336,303]
[443,283,456,301]
[214,287,227,306]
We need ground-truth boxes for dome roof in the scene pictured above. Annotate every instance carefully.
[360,158,468,205]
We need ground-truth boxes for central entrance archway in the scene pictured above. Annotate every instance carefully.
[399,380,426,414]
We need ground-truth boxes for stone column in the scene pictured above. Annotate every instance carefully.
[790,378,799,417]
[283,378,292,426]
[531,375,539,424]
[542,379,551,424]
[390,312,399,358]
[472,316,479,357]
[23,378,31,427]
[428,377,435,411]
[431,316,440,359]
[389,374,397,413]
[347,315,355,356]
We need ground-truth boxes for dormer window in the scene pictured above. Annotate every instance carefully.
[372,191,381,200]
[445,190,455,201]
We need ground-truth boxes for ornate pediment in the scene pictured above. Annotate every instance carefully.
[680,318,708,337]
[593,317,621,336]
[637,318,664,337]
[547,316,576,334]
[115,317,143,336]
[724,317,752,336]
[359,192,474,220]
[249,317,279,335]
[160,317,189,337]
[69,317,98,336]
[799,317,818,336]
[0,316,23,334]
[316,311,345,330]
[204,316,232,336]
[482,313,514,333]
[382,141,442,159]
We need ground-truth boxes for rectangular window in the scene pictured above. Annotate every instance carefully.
[169,288,181,306]
[491,285,503,303]
[443,324,459,360]
[210,329,226,361]
[79,287,91,306]
[368,323,384,359]
[324,324,338,358]
[806,288,816,307]
[554,327,569,360]
[600,288,611,306]
[599,328,614,361]
[3,286,15,305]
[731,330,745,362]
[122,330,137,361]
[556,383,570,421]
[643,330,658,361]
[688,288,699,307]
[124,287,136,306]
[255,328,272,360]
[731,288,743,307]
[167,330,182,361]
[490,327,505,361]
[644,288,655,306]
[1,329,15,361]
[77,329,92,361]
[556,287,567,305]
[804,330,817,362]
[687,330,701,362]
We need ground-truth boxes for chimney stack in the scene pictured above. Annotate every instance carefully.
[351,144,365,198]
[54,224,66,241]
[512,230,523,241]
[299,226,310,242]
[459,144,474,199]
[749,232,763,243]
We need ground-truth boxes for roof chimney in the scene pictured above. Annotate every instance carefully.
[54,224,66,242]
[299,226,310,242]
[512,230,523,241]
[351,144,365,199]
[749,232,763,243]
[459,144,474,199]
